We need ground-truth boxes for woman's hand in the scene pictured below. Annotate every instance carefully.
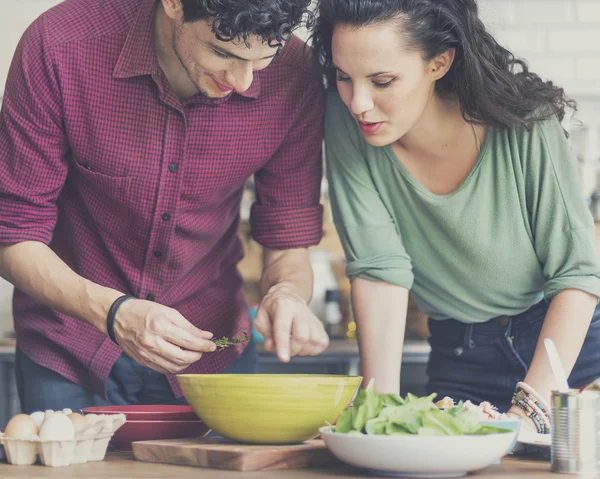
[506,405,538,433]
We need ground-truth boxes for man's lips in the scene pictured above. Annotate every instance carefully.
[358,121,383,134]
[213,79,234,92]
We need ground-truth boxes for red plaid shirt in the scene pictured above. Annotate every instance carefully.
[0,0,324,398]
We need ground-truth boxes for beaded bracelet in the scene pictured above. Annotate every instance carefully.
[511,382,551,434]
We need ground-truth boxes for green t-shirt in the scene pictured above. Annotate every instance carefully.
[325,91,600,323]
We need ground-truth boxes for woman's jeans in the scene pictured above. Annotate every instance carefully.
[15,339,259,414]
[426,300,600,412]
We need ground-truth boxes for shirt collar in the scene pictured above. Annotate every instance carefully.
[113,0,261,100]
[113,0,159,79]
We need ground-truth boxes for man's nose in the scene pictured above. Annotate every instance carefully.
[225,65,254,93]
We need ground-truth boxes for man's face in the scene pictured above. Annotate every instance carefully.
[169,16,281,99]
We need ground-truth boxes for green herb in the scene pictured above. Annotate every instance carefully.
[211,331,250,350]
[333,379,511,436]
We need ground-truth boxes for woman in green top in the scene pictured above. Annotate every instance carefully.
[311,0,600,435]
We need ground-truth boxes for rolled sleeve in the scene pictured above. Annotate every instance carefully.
[523,116,600,300]
[250,204,324,249]
[0,16,68,246]
[250,68,325,250]
[542,226,600,300]
[324,91,413,289]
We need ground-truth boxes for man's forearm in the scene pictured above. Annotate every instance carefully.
[352,277,408,394]
[524,289,597,402]
[0,241,123,333]
[259,248,313,302]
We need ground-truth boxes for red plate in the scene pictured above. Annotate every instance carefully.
[82,405,198,421]
[110,419,210,451]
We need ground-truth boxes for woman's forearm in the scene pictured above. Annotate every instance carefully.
[352,277,409,394]
[523,289,597,402]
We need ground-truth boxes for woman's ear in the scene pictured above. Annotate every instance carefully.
[161,0,183,20]
[428,48,456,80]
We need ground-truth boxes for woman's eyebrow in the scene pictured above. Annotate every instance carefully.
[367,71,393,77]
[333,65,394,78]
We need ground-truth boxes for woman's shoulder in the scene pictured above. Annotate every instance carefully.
[509,108,567,144]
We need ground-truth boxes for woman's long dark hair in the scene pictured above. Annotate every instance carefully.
[311,0,576,129]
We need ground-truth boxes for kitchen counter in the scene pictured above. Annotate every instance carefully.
[0,453,561,478]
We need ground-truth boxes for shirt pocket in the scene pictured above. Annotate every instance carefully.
[69,157,133,214]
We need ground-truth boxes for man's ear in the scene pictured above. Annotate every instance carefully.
[428,48,456,80]
[161,0,184,20]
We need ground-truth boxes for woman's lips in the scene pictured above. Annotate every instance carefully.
[358,121,383,134]
[213,79,234,93]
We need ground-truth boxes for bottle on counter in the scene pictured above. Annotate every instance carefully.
[324,289,345,338]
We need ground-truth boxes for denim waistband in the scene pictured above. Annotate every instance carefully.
[428,300,550,350]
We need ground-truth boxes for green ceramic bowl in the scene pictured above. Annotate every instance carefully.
[177,374,362,444]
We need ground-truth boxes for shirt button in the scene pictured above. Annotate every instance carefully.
[153,250,163,258]
[168,163,178,173]
[161,213,171,221]
[146,293,155,301]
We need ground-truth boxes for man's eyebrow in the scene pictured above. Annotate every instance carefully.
[209,43,279,61]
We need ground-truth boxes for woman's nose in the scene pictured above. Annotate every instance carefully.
[349,87,374,116]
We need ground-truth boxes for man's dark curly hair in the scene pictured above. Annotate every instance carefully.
[180,0,315,47]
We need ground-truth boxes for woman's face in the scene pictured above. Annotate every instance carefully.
[331,20,438,146]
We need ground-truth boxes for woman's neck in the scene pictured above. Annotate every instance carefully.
[395,93,468,160]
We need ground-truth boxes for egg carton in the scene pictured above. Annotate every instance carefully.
[0,414,125,467]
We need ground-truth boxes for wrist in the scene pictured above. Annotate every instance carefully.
[511,382,551,434]
[267,282,307,301]
[84,283,126,334]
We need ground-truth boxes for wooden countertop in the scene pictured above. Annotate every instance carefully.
[0,453,563,478]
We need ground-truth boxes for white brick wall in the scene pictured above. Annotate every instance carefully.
[479,0,600,98]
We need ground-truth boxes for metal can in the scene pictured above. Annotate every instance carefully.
[551,390,600,474]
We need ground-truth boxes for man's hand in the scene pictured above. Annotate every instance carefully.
[113,299,217,374]
[254,283,329,362]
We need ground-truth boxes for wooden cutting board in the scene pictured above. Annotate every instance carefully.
[131,437,341,471]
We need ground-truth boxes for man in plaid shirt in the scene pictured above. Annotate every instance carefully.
[0,0,328,412]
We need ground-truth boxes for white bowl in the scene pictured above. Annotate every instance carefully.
[319,426,517,478]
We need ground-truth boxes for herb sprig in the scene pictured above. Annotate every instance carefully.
[211,331,250,350]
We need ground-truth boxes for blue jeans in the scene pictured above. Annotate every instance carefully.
[15,339,259,414]
[426,300,600,412]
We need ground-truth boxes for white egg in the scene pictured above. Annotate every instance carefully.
[29,411,45,429]
[62,408,73,415]
[39,412,75,441]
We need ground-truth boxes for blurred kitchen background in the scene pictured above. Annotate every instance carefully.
[1,0,600,425]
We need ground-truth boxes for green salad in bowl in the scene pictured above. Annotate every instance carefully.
[321,381,519,477]
[333,380,512,436]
